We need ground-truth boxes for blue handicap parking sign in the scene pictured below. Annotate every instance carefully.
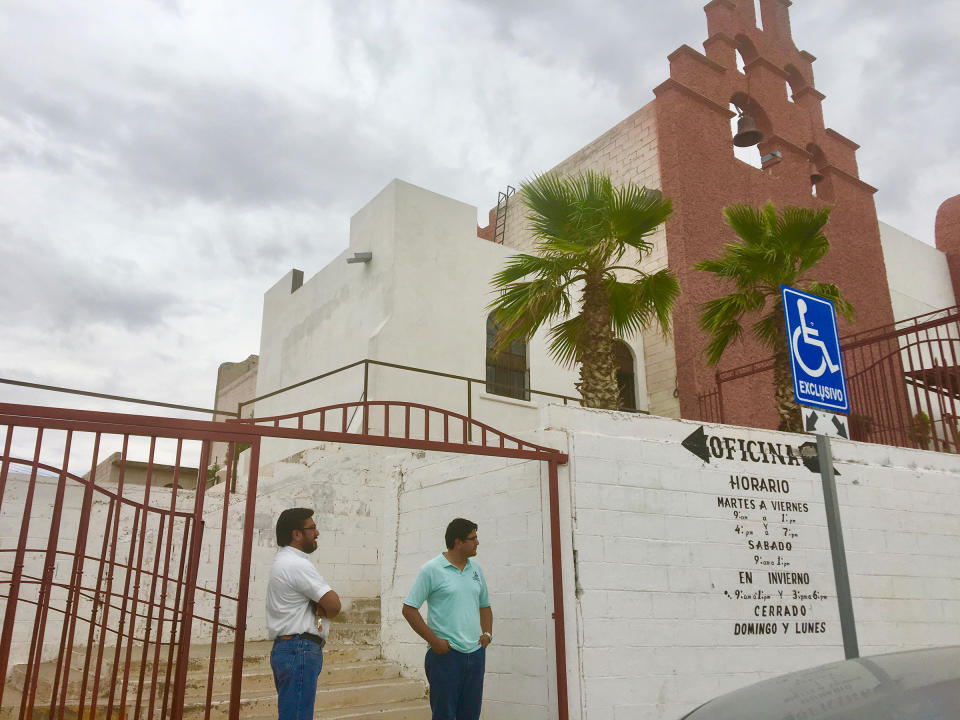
[781,285,849,413]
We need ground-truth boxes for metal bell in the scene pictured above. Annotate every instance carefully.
[810,164,825,184]
[733,113,763,147]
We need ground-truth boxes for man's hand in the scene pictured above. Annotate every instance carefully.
[430,637,451,654]
[403,604,451,654]
[479,606,493,650]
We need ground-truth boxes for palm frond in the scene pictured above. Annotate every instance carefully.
[703,321,744,366]
[698,289,766,365]
[606,269,681,337]
[803,281,855,322]
[491,253,580,288]
[609,185,672,252]
[491,170,677,386]
[546,315,586,367]
[487,276,572,349]
[751,310,782,353]
[697,202,848,368]
[723,204,767,247]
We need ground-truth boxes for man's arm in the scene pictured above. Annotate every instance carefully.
[316,590,341,619]
[402,604,450,654]
[479,606,493,648]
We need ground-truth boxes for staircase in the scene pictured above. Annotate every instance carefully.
[1,598,430,719]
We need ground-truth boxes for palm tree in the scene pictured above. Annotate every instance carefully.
[694,203,854,431]
[488,170,680,409]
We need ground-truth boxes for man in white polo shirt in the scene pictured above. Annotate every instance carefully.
[266,507,341,720]
[402,518,493,720]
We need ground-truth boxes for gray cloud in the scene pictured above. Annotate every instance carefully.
[0,0,956,415]
[0,226,180,332]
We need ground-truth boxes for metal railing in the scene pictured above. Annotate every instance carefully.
[236,358,597,438]
[697,305,960,452]
[0,377,233,417]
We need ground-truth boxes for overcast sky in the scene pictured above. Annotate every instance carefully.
[1,0,958,422]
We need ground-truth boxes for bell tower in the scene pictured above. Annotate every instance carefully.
[653,0,896,427]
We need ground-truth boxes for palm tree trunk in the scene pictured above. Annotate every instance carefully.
[773,315,802,432]
[578,273,620,409]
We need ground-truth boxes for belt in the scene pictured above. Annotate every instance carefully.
[277,633,325,648]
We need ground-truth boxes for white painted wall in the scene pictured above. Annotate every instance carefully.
[253,179,650,467]
[238,443,392,642]
[879,221,956,320]
[542,405,960,720]
[877,221,960,448]
[380,449,555,720]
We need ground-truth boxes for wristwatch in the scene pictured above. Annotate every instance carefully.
[481,631,493,642]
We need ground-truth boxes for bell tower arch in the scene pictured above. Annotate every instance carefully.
[653,0,896,427]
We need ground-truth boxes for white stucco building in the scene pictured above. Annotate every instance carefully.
[252,179,652,465]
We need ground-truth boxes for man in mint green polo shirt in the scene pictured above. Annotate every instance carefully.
[402,518,493,720]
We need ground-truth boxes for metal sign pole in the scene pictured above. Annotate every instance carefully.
[816,433,859,659]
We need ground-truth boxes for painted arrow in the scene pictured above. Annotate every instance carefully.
[799,441,841,475]
[681,426,711,463]
[832,416,848,439]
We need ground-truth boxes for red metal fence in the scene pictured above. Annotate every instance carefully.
[0,404,261,720]
[698,305,960,451]
[1,399,572,720]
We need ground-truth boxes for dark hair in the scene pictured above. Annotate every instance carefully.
[276,508,315,547]
[445,518,478,549]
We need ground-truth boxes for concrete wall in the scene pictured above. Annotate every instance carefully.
[238,443,391,641]
[84,451,200,490]
[379,449,554,720]
[544,405,960,720]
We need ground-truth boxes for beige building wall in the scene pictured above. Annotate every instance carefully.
[85,452,200,490]
[497,102,679,417]
[211,354,259,474]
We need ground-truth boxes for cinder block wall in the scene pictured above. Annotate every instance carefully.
[240,442,390,641]
[545,405,960,720]
[380,450,555,720]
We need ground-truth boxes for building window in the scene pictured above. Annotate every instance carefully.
[486,314,530,400]
[613,340,637,411]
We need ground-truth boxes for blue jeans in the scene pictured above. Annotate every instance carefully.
[271,636,324,720]
[424,646,485,720]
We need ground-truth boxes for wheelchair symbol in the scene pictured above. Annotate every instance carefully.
[791,299,840,378]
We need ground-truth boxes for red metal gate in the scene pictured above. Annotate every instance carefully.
[0,404,262,720]
[1,399,572,720]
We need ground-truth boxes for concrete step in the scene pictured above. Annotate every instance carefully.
[313,699,431,720]
[178,677,427,719]
[3,677,427,720]
[6,644,383,698]
[331,622,380,646]
[7,658,403,703]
